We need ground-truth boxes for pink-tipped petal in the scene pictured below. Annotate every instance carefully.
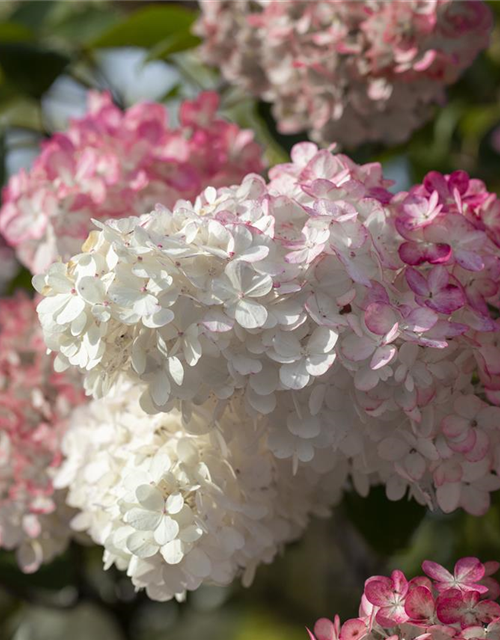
[339,619,367,640]
[422,561,454,585]
[365,303,397,335]
[405,586,436,622]
[364,576,393,607]
[454,557,486,586]
[406,268,429,296]
[436,590,465,624]
[314,618,338,640]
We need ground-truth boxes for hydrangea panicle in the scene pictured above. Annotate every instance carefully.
[308,558,500,640]
[35,142,500,518]
[196,0,492,146]
[56,385,343,602]
[0,293,85,572]
[0,91,264,274]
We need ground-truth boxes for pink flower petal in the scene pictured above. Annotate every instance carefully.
[428,266,450,293]
[449,171,470,196]
[456,249,485,272]
[441,415,471,439]
[422,560,453,583]
[436,589,465,624]
[406,268,429,296]
[405,586,436,622]
[448,429,477,454]
[392,570,409,597]
[427,284,465,314]
[406,307,438,332]
[365,303,397,335]
[425,243,453,265]
[454,557,486,587]
[399,242,428,266]
[464,430,490,463]
[364,576,393,607]
[475,600,500,626]
[313,618,338,640]
[342,335,376,362]
[484,561,500,578]
[410,577,434,590]
[424,172,449,198]
[339,619,367,640]
[371,345,396,370]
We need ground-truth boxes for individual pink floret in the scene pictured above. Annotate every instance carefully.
[423,558,489,594]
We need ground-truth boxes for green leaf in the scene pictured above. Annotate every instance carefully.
[235,611,305,640]
[0,43,70,99]
[45,3,121,46]
[6,1,57,31]
[234,100,289,166]
[0,96,43,132]
[0,548,74,592]
[146,32,201,61]
[89,5,197,50]
[256,101,308,157]
[0,22,34,43]
[157,83,183,103]
[7,268,34,296]
[460,104,500,140]
[342,486,427,556]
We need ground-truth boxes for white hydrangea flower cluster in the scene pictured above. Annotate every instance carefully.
[56,384,341,602]
[34,150,382,471]
[36,142,500,527]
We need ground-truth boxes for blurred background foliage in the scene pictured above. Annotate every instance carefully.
[1,1,500,639]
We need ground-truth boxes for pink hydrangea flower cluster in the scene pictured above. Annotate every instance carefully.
[0,293,85,572]
[196,0,492,147]
[35,141,500,518]
[308,558,500,640]
[0,90,264,274]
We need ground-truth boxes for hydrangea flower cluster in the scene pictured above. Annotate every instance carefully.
[56,384,341,602]
[195,0,492,146]
[0,294,85,572]
[34,143,500,514]
[0,90,264,274]
[34,142,500,525]
[308,557,500,640]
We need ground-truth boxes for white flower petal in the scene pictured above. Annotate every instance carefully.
[185,548,212,578]
[154,516,179,546]
[234,299,268,329]
[168,356,184,386]
[136,484,164,511]
[160,539,184,565]
[150,370,171,407]
[56,296,86,325]
[279,361,309,390]
[76,276,105,304]
[143,308,174,328]
[307,327,338,354]
[127,531,159,558]
[166,492,184,515]
[124,508,162,531]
